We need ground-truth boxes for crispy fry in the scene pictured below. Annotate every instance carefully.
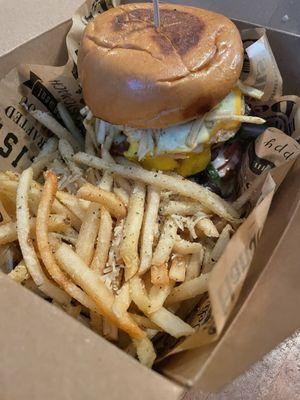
[112,283,131,318]
[77,183,126,219]
[90,208,113,274]
[133,336,156,368]
[56,190,89,221]
[209,224,233,265]
[237,80,264,99]
[169,256,187,282]
[8,260,30,283]
[17,168,70,305]
[58,139,85,179]
[57,102,84,147]
[76,203,101,265]
[173,237,203,255]
[151,264,170,286]
[160,200,208,216]
[74,153,240,222]
[0,199,11,225]
[185,251,204,281]
[0,176,81,229]
[30,109,81,151]
[85,131,96,155]
[31,151,59,180]
[114,176,131,193]
[166,274,209,305]
[148,283,173,312]
[149,307,194,338]
[113,186,129,206]
[55,243,145,339]
[129,313,161,331]
[120,182,146,280]
[36,171,97,310]
[152,217,177,266]
[196,218,219,238]
[102,319,118,341]
[139,186,160,275]
[0,215,71,245]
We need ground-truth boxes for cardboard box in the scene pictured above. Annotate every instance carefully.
[0,1,299,399]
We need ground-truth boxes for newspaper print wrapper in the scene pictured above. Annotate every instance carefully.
[0,1,299,359]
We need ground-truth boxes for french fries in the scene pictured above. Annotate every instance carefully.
[169,256,187,282]
[152,217,177,266]
[8,260,30,283]
[120,182,146,280]
[17,168,70,305]
[55,243,145,339]
[139,186,160,275]
[36,171,97,310]
[151,264,170,286]
[173,237,203,255]
[77,183,126,219]
[91,208,113,274]
[166,274,209,305]
[76,203,101,265]
[3,122,242,367]
[74,153,240,222]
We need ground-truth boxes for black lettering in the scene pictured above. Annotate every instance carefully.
[274,143,288,153]
[5,105,16,119]
[13,111,23,125]
[12,146,29,168]
[0,132,18,158]
[283,150,294,160]
[264,138,276,148]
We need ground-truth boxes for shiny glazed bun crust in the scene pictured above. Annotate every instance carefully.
[78,3,244,128]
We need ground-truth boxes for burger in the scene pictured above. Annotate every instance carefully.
[78,3,260,177]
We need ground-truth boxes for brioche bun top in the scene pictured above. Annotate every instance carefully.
[78,3,243,128]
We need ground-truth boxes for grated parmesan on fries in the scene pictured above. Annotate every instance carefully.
[0,106,243,368]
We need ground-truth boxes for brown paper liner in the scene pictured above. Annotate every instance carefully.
[0,0,299,359]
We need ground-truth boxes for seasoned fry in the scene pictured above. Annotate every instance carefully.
[8,260,30,283]
[237,80,264,100]
[129,313,161,331]
[133,336,156,368]
[74,153,240,222]
[129,276,151,314]
[102,319,118,341]
[57,102,84,147]
[120,182,146,280]
[113,186,129,206]
[36,171,97,310]
[58,139,85,179]
[17,168,70,305]
[0,176,81,229]
[207,114,266,124]
[0,215,71,245]
[210,224,233,264]
[55,243,145,339]
[56,190,89,221]
[151,264,170,286]
[148,283,173,313]
[76,203,101,265]
[30,109,81,151]
[112,283,131,318]
[152,217,177,266]
[114,176,131,194]
[90,208,113,274]
[165,274,209,305]
[31,151,59,179]
[173,237,203,255]
[139,186,160,275]
[149,307,194,338]
[77,183,126,219]
[160,200,207,216]
[196,218,219,238]
[169,256,187,282]
[185,251,204,281]
[0,199,11,225]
